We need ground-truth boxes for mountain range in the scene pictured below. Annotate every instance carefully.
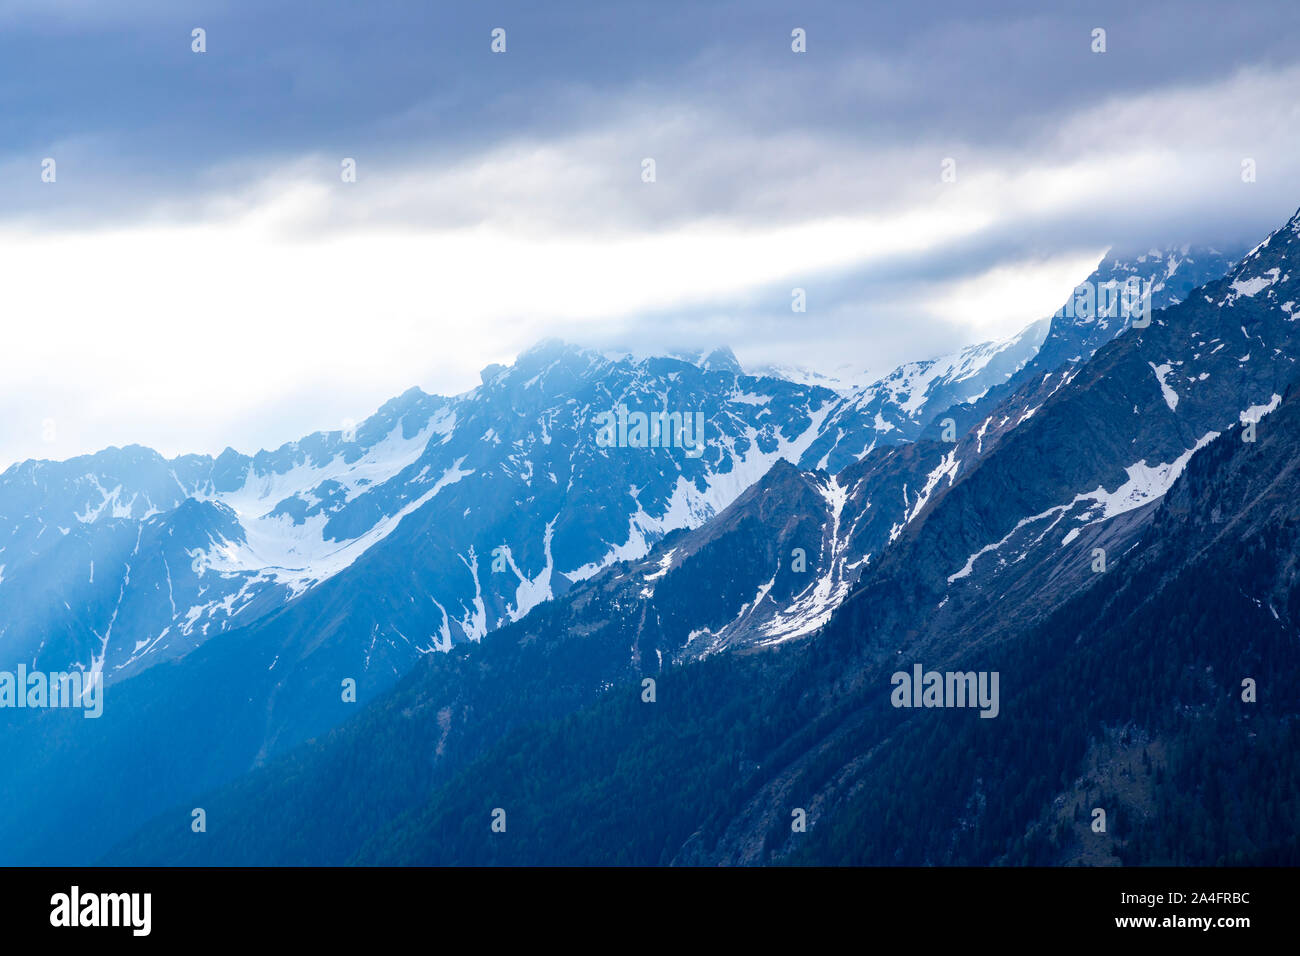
[6,210,1300,866]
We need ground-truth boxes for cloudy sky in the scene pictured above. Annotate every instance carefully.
[2,0,1299,467]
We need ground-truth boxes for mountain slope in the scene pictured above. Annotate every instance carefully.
[0,342,838,687]
[0,342,846,864]
[336,370,1300,867]
[803,244,1240,472]
[104,208,1300,867]
[923,244,1242,447]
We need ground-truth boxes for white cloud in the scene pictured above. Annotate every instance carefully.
[3,61,1299,469]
